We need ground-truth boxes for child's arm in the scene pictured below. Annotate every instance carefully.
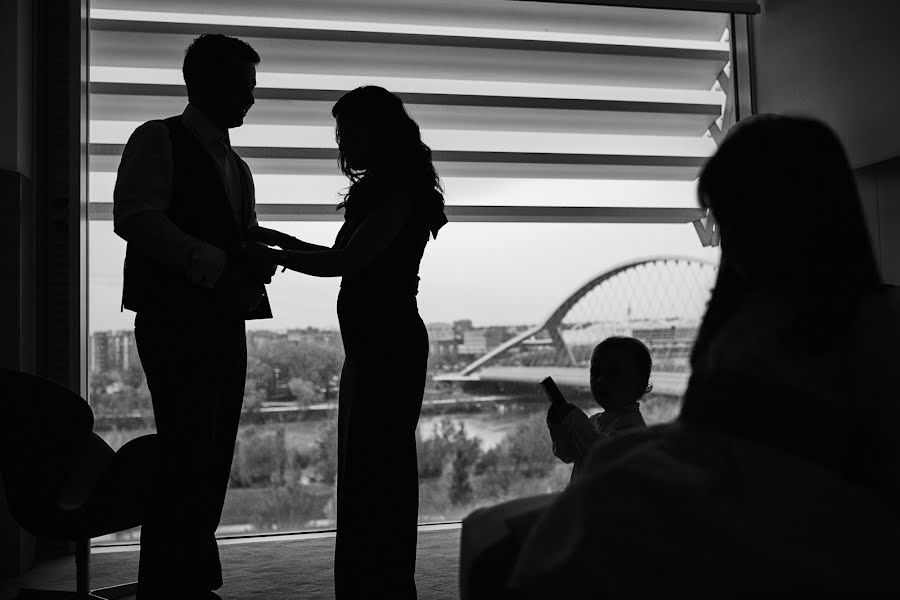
[547,404,597,463]
[563,409,601,459]
[548,421,580,464]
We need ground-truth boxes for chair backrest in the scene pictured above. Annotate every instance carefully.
[81,433,160,538]
[0,368,94,535]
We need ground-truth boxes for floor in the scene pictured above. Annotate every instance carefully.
[1,524,462,600]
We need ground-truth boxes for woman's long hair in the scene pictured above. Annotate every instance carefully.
[691,114,881,366]
[332,86,444,218]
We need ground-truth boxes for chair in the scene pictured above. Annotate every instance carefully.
[0,368,159,599]
[459,493,559,600]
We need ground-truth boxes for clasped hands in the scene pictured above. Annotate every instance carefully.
[228,227,305,283]
[215,231,303,312]
[228,241,279,284]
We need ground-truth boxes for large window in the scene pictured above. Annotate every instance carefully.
[88,0,742,541]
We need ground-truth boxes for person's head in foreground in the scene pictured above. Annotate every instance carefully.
[589,336,652,411]
[504,115,900,600]
[182,33,259,130]
[691,114,881,364]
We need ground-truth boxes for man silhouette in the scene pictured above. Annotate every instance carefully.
[113,34,292,598]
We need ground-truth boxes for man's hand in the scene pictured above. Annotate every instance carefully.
[228,242,278,284]
[214,262,265,312]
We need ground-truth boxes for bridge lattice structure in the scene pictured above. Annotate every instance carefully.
[440,256,719,396]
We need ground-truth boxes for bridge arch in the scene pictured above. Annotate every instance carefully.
[458,255,718,377]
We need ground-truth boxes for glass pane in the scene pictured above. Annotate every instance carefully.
[88,0,734,540]
[89,219,719,535]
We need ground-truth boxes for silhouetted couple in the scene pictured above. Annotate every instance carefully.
[114,33,445,599]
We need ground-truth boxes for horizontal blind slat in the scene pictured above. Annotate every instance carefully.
[88,202,708,223]
[91,0,734,41]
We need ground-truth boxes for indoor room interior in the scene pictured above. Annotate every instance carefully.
[2,0,900,598]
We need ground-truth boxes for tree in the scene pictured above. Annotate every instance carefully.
[231,427,288,487]
[288,377,318,406]
[252,340,344,391]
[496,412,557,477]
[246,355,273,384]
[122,363,145,389]
[449,448,475,506]
[474,412,556,481]
[243,379,267,412]
[89,371,118,396]
[312,418,339,484]
[417,418,482,480]
[252,483,328,531]
[89,392,118,416]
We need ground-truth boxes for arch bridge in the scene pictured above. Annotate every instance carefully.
[435,256,718,397]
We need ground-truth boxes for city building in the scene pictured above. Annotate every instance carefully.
[452,319,474,334]
[90,331,111,374]
[457,327,510,357]
[90,330,140,374]
[426,322,458,357]
[286,328,343,348]
[247,330,287,351]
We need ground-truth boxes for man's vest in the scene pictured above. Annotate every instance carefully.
[121,116,272,320]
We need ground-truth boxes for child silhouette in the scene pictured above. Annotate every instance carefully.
[546,336,650,480]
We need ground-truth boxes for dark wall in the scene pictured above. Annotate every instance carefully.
[0,170,36,372]
[0,0,37,578]
[2,0,89,578]
[857,158,900,284]
[752,0,900,283]
[753,0,900,168]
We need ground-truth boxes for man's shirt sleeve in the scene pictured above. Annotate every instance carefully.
[240,157,259,230]
[113,120,227,288]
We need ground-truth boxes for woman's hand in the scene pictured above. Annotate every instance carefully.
[247,225,313,251]
[269,231,302,250]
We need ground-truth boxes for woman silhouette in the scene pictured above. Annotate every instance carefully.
[245,86,446,598]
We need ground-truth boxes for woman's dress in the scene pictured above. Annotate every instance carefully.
[332,183,441,599]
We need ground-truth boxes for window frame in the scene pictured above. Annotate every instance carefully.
[78,0,756,542]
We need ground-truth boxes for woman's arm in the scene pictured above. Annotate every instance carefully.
[250,190,415,278]
[247,225,331,252]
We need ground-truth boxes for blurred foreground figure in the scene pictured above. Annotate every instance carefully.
[505,115,900,599]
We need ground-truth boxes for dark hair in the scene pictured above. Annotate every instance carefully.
[698,114,879,290]
[591,336,653,399]
[692,114,881,366]
[331,86,444,215]
[182,34,260,102]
